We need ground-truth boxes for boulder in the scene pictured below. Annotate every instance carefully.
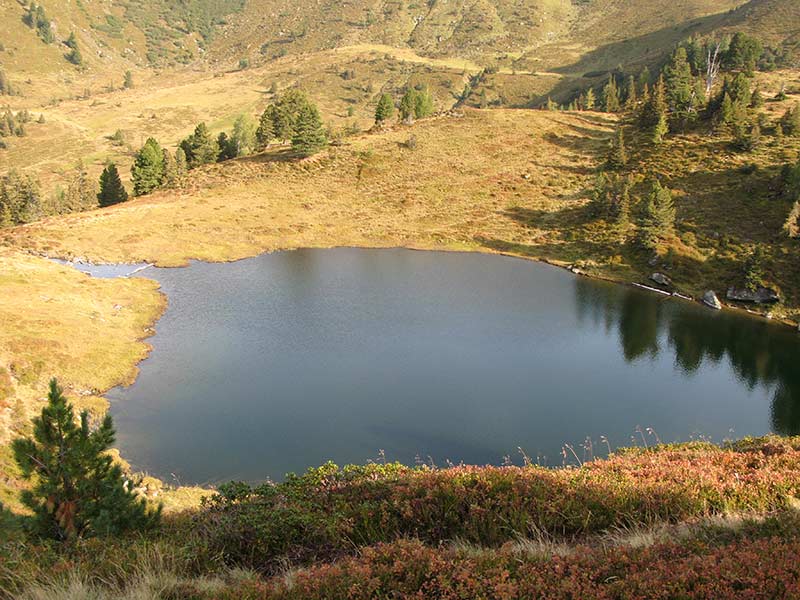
[703,290,722,310]
[726,286,780,304]
[650,272,672,287]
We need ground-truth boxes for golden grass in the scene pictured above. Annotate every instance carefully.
[5,109,612,266]
[0,247,164,443]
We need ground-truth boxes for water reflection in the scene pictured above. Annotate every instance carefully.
[574,278,800,434]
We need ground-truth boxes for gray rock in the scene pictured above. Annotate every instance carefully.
[726,286,780,304]
[703,290,722,310]
[650,272,672,287]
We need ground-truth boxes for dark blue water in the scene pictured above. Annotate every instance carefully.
[100,248,800,485]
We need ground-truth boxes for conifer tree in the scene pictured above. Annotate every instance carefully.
[780,103,800,137]
[131,138,165,195]
[638,179,676,249]
[638,67,652,93]
[123,70,134,89]
[743,245,766,291]
[180,123,218,168]
[217,132,235,161]
[607,127,628,169]
[256,107,275,149]
[291,102,327,157]
[414,86,434,118]
[602,76,621,112]
[12,379,160,539]
[624,75,637,111]
[65,31,78,50]
[614,177,632,239]
[590,172,612,218]
[374,93,395,124]
[97,163,128,207]
[750,86,764,109]
[162,149,178,187]
[66,44,83,66]
[584,87,596,110]
[664,47,694,128]
[399,88,418,122]
[175,147,188,179]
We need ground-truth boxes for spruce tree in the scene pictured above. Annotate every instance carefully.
[743,245,766,291]
[607,127,628,169]
[175,147,188,180]
[638,179,676,249]
[131,138,165,195]
[375,93,395,124]
[97,163,128,207]
[399,88,418,122]
[414,86,434,118]
[614,177,632,239]
[256,107,275,149]
[664,47,694,129]
[12,379,160,539]
[584,87,596,110]
[624,75,637,111]
[602,76,621,112]
[217,132,235,161]
[292,102,327,157]
[780,103,800,137]
[180,123,218,168]
[66,44,83,66]
[162,149,178,187]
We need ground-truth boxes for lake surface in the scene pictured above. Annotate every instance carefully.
[100,248,800,485]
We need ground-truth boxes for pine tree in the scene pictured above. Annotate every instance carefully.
[175,147,188,180]
[780,103,800,137]
[624,75,638,111]
[217,132,235,161]
[131,138,165,195]
[584,87,596,110]
[638,179,676,249]
[180,123,218,168]
[743,245,766,291]
[589,172,612,218]
[414,86,434,118]
[65,31,78,50]
[375,93,395,124]
[291,102,327,157]
[66,44,83,66]
[256,107,275,149]
[607,127,628,169]
[718,92,735,126]
[162,149,178,187]
[614,177,632,239]
[123,70,134,89]
[97,163,128,207]
[638,66,652,92]
[664,47,694,129]
[399,88,418,122]
[602,76,621,112]
[750,86,764,109]
[12,379,160,539]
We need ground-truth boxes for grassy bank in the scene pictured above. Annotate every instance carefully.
[3,438,800,599]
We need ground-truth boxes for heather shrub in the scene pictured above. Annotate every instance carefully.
[195,439,800,571]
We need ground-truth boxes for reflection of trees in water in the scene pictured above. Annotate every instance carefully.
[573,278,800,434]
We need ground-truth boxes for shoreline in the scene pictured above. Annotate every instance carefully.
[45,242,800,333]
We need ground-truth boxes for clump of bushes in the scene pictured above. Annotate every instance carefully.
[195,439,800,571]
